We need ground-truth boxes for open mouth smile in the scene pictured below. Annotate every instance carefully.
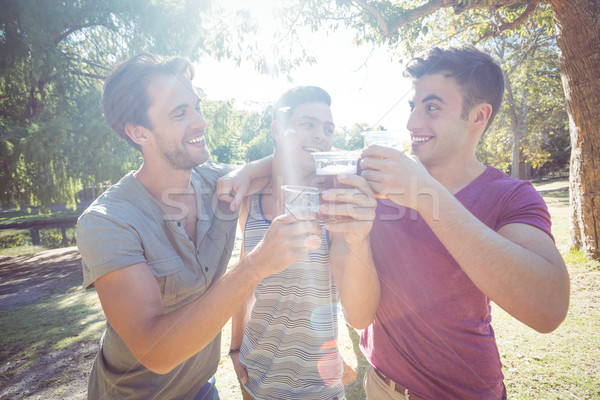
[412,135,433,144]
[187,135,205,145]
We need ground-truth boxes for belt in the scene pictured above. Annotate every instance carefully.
[373,368,427,400]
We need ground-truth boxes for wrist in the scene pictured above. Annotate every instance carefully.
[228,347,241,356]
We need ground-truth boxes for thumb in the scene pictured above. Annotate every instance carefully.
[232,189,245,212]
[239,366,249,384]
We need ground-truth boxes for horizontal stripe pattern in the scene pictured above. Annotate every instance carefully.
[241,192,343,399]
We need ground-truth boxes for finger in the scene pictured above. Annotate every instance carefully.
[277,211,319,224]
[324,219,373,233]
[218,193,234,203]
[240,367,249,384]
[216,177,232,196]
[321,202,376,221]
[304,234,322,251]
[335,174,376,199]
[322,188,376,208]
[361,145,400,159]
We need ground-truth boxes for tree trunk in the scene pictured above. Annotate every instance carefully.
[550,0,600,259]
[505,76,522,179]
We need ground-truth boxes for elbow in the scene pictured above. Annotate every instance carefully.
[343,300,379,330]
[531,310,568,334]
[345,314,372,330]
[139,356,178,375]
[131,344,180,375]
[531,290,570,334]
[537,302,570,333]
[532,268,571,333]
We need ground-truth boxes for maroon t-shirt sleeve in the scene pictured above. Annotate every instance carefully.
[494,180,554,241]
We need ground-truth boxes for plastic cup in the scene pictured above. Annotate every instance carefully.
[362,131,410,199]
[311,151,359,222]
[362,130,410,152]
[282,185,320,219]
[311,151,359,192]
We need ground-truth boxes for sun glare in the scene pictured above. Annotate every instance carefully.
[195,1,412,130]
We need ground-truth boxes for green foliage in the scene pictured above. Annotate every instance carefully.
[477,26,569,178]
[245,129,275,162]
[0,0,218,207]
[202,98,276,164]
[0,231,28,248]
[287,0,569,178]
[0,0,572,208]
[333,123,370,150]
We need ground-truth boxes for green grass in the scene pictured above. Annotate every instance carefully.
[0,209,81,226]
[1,179,599,399]
[0,287,105,369]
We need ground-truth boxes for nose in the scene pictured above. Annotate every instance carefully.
[406,108,421,133]
[313,124,332,142]
[191,109,207,130]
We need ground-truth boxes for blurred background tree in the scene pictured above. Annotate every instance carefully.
[1,0,595,258]
[265,0,599,258]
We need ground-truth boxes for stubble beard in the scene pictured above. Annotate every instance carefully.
[161,146,209,170]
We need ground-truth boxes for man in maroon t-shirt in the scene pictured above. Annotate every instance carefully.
[359,46,570,399]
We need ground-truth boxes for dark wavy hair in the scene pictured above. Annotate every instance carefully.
[102,54,195,150]
[404,46,504,132]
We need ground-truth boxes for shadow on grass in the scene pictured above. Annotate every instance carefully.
[0,247,105,399]
[0,287,105,399]
[540,187,569,203]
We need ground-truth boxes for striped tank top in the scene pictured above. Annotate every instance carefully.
[240,192,344,400]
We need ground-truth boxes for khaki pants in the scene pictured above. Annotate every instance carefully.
[363,365,409,400]
[237,378,255,400]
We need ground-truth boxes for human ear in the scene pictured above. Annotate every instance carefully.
[124,123,150,147]
[271,120,282,145]
[470,103,493,130]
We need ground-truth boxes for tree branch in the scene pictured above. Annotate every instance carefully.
[350,0,534,40]
[351,0,391,37]
[493,0,540,35]
[54,22,107,45]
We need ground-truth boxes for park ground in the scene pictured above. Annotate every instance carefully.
[0,180,599,399]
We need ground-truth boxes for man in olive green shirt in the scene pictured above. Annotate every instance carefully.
[77,54,322,400]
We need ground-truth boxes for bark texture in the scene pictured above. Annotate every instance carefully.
[550,0,600,258]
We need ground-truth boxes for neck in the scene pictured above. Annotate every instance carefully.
[272,153,316,187]
[427,158,486,194]
[134,160,193,204]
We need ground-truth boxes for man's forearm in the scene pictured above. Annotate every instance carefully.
[417,183,569,332]
[330,235,379,329]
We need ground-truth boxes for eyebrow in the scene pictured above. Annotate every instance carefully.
[422,94,444,103]
[169,98,201,116]
[299,115,335,128]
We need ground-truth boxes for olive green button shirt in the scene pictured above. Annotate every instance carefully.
[77,161,238,400]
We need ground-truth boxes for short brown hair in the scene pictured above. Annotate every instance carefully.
[102,54,194,150]
[404,46,504,132]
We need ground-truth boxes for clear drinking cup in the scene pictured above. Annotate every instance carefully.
[362,130,411,152]
[282,185,320,219]
[311,151,359,222]
[282,185,321,251]
[362,130,411,199]
[312,151,359,192]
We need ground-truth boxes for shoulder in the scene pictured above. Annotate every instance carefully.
[192,161,237,186]
[474,166,539,200]
[477,167,552,235]
[78,173,149,227]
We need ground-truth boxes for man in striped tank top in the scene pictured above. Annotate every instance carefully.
[227,86,380,400]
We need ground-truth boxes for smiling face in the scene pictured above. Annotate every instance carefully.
[273,101,335,183]
[144,74,209,170]
[406,73,474,170]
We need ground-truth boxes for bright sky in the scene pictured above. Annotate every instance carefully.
[194,2,413,131]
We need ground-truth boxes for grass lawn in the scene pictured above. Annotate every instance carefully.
[1,179,599,399]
